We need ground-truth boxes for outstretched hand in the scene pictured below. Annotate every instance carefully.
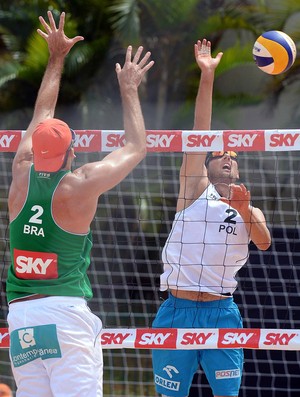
[37,11,84,57]
[194,39,223,72]
[116,46,154,90]
[220,183,251,214]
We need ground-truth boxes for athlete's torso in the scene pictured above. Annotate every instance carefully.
[7,165,93,303]
[161,184,250,294]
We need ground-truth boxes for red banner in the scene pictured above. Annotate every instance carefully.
[2,130,300,152]
[1,327,300,350]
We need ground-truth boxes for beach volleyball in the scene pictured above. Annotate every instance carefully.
[253,30,297,75]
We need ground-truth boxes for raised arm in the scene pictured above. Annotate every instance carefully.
[177,39,223,212]
[74,46,154,197]
[12,11,83,175]
[116,46,154,158]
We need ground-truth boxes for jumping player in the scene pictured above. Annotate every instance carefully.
[6,11,154,397]
[152,39,271,397]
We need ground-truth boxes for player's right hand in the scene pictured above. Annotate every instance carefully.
[116,46,154,90]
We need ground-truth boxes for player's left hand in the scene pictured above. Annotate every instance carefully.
[220,183,251,214]
[194,39,223,72]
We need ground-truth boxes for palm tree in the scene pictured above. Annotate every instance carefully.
[1,0,300,127]
[107,0,300,129]
[0,1,112,128]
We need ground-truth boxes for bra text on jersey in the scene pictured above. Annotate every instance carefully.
[23,224,44,237]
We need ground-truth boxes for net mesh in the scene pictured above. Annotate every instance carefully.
[1,150,300,397]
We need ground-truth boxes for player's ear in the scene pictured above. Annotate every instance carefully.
[70,148,76,159]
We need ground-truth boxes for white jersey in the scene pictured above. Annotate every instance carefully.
[161,184,250,295]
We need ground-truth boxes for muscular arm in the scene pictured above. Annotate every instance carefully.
[12,11,83,176]
[240,205,271,251]
[73,46,154,197]
[13,55,64,171]
[9,12,83,222]
[177,40,223,212]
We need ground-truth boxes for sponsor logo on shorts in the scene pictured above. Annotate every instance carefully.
[10,324,61,367]
[163,365,179,378]
[154,375,180,391]
[215,368,240,379]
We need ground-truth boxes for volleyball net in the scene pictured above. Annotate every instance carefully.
[1,129,300,397]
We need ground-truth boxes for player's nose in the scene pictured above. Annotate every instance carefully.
[223,153,231,161]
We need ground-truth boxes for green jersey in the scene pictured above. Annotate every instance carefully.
[7,165,93,303]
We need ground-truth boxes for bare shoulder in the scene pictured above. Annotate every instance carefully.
[57,167,105,203]
[177,175,209,212]
[176,152,208,212]
[56,171,86,197]
[69,152,137,197]
[53,171,99,233]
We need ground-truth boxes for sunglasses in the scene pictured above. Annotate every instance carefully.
[205,151,238,167]
[69,129,76,149]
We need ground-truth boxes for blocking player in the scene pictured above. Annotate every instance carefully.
[152,39,271,397]
[6,10,154,397]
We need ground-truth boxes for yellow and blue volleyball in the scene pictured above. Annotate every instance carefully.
[253,31,297,75]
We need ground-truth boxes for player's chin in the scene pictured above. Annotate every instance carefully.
[227,170,239,182]
[221,170,236,182]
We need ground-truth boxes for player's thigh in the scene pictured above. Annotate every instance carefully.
[12,360,52,397]
[9,299,103,397]
[49,304,103,397]
[200,347,243,397]
[152,348,198,397]
[49,341,103,397]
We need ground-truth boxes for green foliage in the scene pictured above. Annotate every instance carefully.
[141,0,199,30]
[108,0,140,45]
[0,0,112,114]
[214,43,254,78]
[0,0,300,125]
[0,61,20,88]
[24,32,49,72]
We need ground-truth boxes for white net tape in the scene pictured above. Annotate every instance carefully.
[1,128,300,153]
[1,327,300,350]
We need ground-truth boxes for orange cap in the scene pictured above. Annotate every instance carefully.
[32,118,73,173]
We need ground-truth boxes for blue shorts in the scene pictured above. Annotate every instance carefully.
[152,294,243,397]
